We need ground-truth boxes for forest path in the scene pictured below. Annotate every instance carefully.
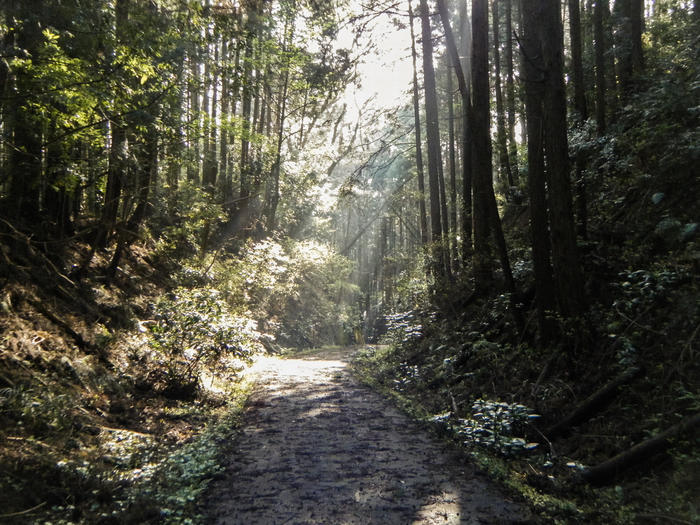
[205,347,528,524]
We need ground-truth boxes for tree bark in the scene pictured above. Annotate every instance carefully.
[594,0,608,134]
[420,0,446,278]
[265,13,293,235]
[201,7,212,189]
[203,36,219,190]
[504,0,519,184]
[547,367,642,437]
[437,139,452,279]
[408,0,429,247]
[569,0,588,122]
[540,0,585,317]
[6,0,44,223]
[569,0,589,238]
[492,0,513,189]
[219,38,229,198]
[239,24,255,204]
[471,0,494,290]
[436,0,472,261]
[581,412,700,486]
[188,46,201,183]
[446,65,458,268]
[522,0,557,341]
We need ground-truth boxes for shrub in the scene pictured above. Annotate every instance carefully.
[454,399,540,457]
[148,287,260,397]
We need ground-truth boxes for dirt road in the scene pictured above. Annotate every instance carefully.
[205,347,529,524]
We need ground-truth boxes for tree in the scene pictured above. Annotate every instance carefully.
[96,0,130,250]
[594,0,609,134]
[445,63,458,266]
[614,0,644,95]
[540,0,585,317]
[408,0,429,246]
[568,0,589,237]
[504,0,519,184]
[521,0,557,340]
[492,0,513,190]
[438,0,473,262]
[522,0,585,324]
[419,0,446,278]
[5,0,44,223]
[470,0,495,288]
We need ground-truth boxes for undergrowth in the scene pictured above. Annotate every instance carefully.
[0,238,258,524]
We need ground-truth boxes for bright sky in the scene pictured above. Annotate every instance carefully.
[338,1,415,115]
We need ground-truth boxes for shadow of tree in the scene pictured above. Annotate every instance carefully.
[204,351,526,524]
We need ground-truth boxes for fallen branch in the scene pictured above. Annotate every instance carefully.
[581,412,700,485]
[547,366,642,437]
[0,501,46,518]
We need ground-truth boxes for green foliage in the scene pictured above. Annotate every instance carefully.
[449,399,540,457]
[148,287,260,395]
[152,181,226,257]
[41,388,250,524]
[213,238,360,347]
[147,405,245,524]
[383,311,425,345]
[0,385,75,436]
[613,268,685,317]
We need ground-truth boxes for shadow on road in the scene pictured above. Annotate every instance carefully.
[204,348,527,524]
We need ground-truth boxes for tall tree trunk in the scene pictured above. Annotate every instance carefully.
[219,39,229,198]
[446,65,458,268]
[516,0,527,148]
[438,143,452,279]
[265,14,294,235]
[470,0,518,306]
[594,0,607,134]
[540,0,586,317]
[471,0,494,289]
[203,38,219,190]
[7,0,44,223]
[188,47,201,183]
[225,21,243,214]
[604,0,617,115]
[201,17,211,189]
[107,121,158,280]
[438,0,473,262]
[569,0,589,238]
[522,0,557,341]
[492,0,513,189]
[630,0,643,74]
[97,1,131,250]
[239,23,255,226]
[616,0,644,95]
[408,0,429,246]
[44,123,74,237]
[419,0,446,278]
[569,0,588,121]
[504,0,519,184]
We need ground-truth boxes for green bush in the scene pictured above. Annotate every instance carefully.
[148,287,260,397]
[454,399,540,457]
[213,238,360,348]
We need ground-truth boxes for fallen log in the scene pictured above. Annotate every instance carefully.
[547,366,642,437]
[581,412,700,485]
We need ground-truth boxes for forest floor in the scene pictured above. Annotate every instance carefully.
[204,346,531,524]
